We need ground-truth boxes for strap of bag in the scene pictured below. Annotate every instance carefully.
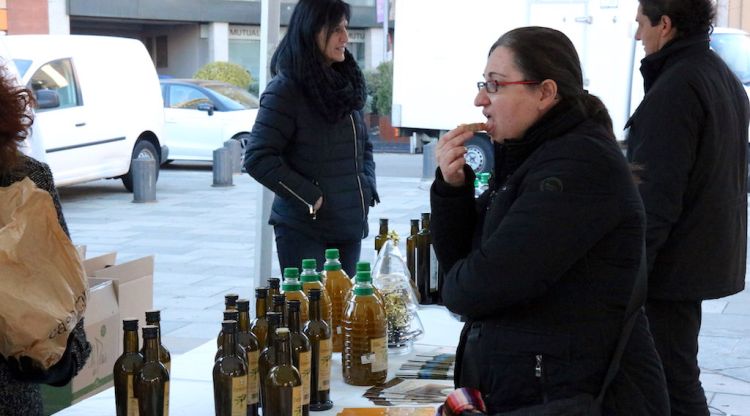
[595,241,648,404]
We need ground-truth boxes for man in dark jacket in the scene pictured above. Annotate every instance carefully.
[626,1,749,415]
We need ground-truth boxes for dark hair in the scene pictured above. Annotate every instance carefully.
[0,64,34,174]
[639,0,715,38]
[271,0,351,78]
[490,26,614,138]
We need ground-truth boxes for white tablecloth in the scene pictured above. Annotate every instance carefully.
[54,306,463,415]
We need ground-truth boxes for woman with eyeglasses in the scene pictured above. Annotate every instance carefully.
[431,27,669,414]
[244,0,378,277]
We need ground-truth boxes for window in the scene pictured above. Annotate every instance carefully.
[168,85,212,109]
[29,58,81,110]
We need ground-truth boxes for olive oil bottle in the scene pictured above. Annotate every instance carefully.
[416,212,439,304]
[224,293,239,311]
[264,328,303,416]
[114,318,144,416]
[323,248,352,353]
[405,219,420,281]
[142,310,171,374]
[374,218,389,257]
[303,289,333,411]
[267,278,281,312]
[213,320,248,416]
[300,259,332,330]
[215,310,246,365]
[135,325,170,416]
[272,293,287,327]
[288,300,311,416]
[344,262,385,307]
[258,312,282,411]
[342,271,388,386]
[250,288,269,352]
[237,299,260,416]
[282,267,309,324]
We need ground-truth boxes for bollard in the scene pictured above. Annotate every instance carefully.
[132,158,157,203]
[212,147,233,187]
[224,139,242,175]
[421,139,437,181]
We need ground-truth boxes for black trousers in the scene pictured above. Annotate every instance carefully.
[645,299,709,416]
[273,224,362,278]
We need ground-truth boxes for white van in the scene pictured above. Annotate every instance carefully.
[0,35,166,191]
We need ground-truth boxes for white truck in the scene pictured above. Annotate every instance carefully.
[0,35,166,191]
[391,0,750,174]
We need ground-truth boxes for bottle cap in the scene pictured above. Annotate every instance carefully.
[356,262,370,272]
[307,288,321,301]
[224,293,239,307]
[380,218,388,225]
[237,299,250,312]
[283,267,300,279]
[325,248,340,259]
[122,318,139,331]
[221,320,238,332]
[287,300,300,312]
[356,270,372,282]
[145,310,161,322]
[142,325,158,339]
[282,279,302,291]
[268,278,280,289]
[301,259,317,269]
[411,219,420,225]
[266,312,282,325]
[255,287,268,298]
[223,310,239,321]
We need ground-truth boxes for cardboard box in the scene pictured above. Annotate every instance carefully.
[82,252,117,276]
[41,278,120,415]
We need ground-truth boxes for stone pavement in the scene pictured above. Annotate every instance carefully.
[56,154,750,415]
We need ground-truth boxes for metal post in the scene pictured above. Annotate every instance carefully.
[212,147,233,187]
[132,158,157,203]
[224,139,242,174]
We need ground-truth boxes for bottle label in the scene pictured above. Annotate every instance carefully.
[232,375,248,415]
[429,246,438,293]
[126,374,138,416]
[370,337,388,373]
[292,385,302,416]
[299,350,311,405]
[336,325,342,334]
[163,381,170,416]
[246,350,260,404]
[318,338,332,390]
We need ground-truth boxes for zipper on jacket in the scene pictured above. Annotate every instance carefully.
[351,115,367,233]
[278,180,316,219]
[535,354,549,403]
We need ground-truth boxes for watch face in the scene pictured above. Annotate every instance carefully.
[464,145,485,172]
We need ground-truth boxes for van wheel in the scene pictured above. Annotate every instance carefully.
[464,134,494,174]
[121,140,160,192]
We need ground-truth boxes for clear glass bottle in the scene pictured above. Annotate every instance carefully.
[282,267,309,324]
[114,318,144,416]
[288,300,311,416]
[258,312,282,411]
[264,328,303,416]
[323,248,352,353]
[250,287,269,353]
[300,258,332,331]
[135,325,170,416]
[303,289,333,411]
[237,299,260,416]
[212,320,248,416]
[342,271,388,386]
[142,310,171,374]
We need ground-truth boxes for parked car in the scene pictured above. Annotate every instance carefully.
[0,35,166,191]
[160,79,259,162]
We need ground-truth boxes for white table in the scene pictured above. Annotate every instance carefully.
[54,306,463,415]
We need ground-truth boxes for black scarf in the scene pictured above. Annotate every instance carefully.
[302,50,366,123]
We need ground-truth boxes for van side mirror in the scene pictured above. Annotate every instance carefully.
[35,89,61,110]
[197,102,214,116]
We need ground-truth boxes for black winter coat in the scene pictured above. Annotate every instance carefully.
[431,103,668,415]
[626,34,749,300]
[244,73,378,242]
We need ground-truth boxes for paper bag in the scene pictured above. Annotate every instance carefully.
[0,177,87,369]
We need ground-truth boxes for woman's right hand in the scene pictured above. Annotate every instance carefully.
[436,126,474,187]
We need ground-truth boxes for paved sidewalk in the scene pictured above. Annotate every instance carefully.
[57,159,750,415]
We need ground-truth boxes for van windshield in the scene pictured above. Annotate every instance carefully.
[13,59,32,78]
[711,32,750,85]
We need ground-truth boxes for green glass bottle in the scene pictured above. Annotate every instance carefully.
[258,312,282,411]
[215,310,246,366]
[264,328,303,416]
[142,310,171,375]
[374,218,390,256]
[237,299,260,416]
[250,288,269,350]
[224,293,240,311]
[267,278,281,312]
[416,212,439,304]
[135,325,170,416]
[213,320,248,416]
[272,293,287,327]
[303,289,333,411]
[114,318,144,416]
[288,300,311,416]
[405,219,420,282]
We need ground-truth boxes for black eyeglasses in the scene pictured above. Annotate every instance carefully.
[477,80,541,93]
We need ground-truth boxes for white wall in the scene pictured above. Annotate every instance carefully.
[365,27,385,70]
[207,22,229,62]
[47,0,70,34]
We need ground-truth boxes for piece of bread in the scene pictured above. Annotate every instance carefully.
[462,122,487,132]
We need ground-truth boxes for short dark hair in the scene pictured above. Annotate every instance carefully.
[0,64,34,174]
[639,0,715,37]
[271,0,351,78]
[491,26,614,137]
